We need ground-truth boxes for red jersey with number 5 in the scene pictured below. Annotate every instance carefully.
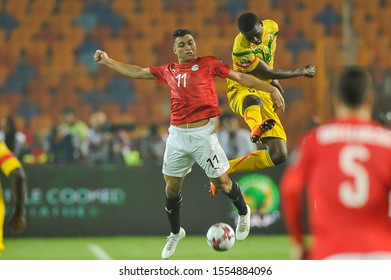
[281,117,391,259]
[150,56,231,125]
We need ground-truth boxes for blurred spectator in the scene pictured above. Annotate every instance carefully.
[112,129,141,166]
[0,116,30,160]
[20,121,47,165]
[314,4,341,35]
[87,111,113,165]
[139,123,166,166]
[43,125,75,164]
[217,112,257,160]
[58,107,89,163]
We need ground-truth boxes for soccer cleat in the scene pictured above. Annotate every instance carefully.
[250,118,276,143]
[236,205,251,240]
[161,227,186,259]
[209,182,217,198]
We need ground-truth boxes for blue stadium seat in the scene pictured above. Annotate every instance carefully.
[107,75,136,112]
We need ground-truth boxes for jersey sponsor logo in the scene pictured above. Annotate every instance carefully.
[239,56,252,67]
[191,64,199,71]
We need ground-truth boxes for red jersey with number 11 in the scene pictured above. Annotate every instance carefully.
[281,117,391,259]
[150,56,231,125]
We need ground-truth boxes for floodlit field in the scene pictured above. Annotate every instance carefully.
[2,235,291,260]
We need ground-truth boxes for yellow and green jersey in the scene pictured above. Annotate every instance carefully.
[227,19,279,91]
[0,141,21,178]
[0,141,22,252]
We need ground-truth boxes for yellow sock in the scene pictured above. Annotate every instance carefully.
[243,105,262,130]
[228,150,274,174]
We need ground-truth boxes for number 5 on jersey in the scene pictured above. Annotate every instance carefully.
[339,145,370,208]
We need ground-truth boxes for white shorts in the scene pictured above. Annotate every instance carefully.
[162,121,229,178]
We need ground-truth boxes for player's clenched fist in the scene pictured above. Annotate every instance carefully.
[303,65,316,78]
[94,50,108,64]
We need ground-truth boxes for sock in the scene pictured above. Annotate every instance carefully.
[224,181,247,215]
[165,194,182,234]
[243,105,262,130]
[228,149,274,174]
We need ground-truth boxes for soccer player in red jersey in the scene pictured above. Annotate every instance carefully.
[280,67,391,260]
[94,29,284,259]
[0,141,27,256]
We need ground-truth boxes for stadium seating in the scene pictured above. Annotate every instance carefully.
[0,0,389,153]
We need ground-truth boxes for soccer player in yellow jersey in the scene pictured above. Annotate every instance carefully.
[0,141,27,256]
[227,12,316,174]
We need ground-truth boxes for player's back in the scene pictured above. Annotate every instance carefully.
[305,118,391,259]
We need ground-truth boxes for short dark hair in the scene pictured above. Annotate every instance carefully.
[237,12,259,32]
[172,29,193,43]
[337,67,372,108]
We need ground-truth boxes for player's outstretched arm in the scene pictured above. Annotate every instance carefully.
[228,70,285,114]
[94,50,155,80]
[253,60,316,79]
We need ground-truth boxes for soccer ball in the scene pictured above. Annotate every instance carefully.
[206,222,235,251]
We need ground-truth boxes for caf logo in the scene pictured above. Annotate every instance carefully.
[232,173,280,228]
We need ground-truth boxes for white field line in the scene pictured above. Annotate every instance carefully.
[87,243,112,260]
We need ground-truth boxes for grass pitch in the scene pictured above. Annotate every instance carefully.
[2,234,291,260]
